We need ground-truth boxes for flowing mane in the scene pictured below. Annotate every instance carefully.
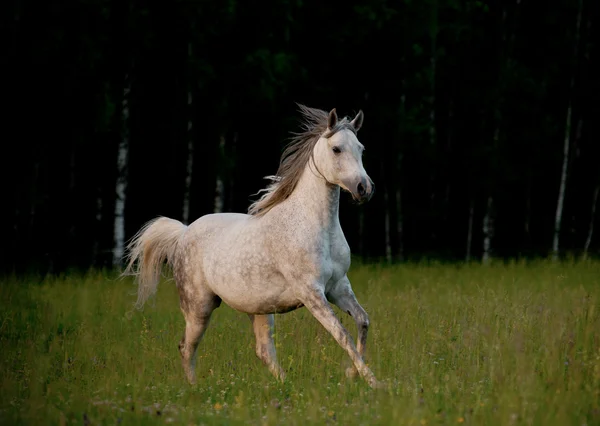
[248,104,357,217]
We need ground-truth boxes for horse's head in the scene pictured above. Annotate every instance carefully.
[314,108,374,204]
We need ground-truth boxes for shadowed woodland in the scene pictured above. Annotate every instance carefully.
[3,0,599,274]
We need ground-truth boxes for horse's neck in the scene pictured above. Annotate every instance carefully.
[289,164,340,227]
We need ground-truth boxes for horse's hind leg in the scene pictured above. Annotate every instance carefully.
[248,314,286,381]
[178,294,221,384]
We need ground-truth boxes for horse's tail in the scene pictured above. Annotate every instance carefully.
[122,216,187,309]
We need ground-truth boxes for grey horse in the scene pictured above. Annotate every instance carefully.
[123,105,381,388]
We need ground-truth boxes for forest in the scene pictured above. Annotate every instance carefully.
[3,0,599,274]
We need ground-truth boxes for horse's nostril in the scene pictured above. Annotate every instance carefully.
[357,182,366,196]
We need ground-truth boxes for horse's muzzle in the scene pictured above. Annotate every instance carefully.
[355,178,375,204]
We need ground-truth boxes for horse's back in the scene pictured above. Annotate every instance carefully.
[180,212,251,254]
[187,212,248,236]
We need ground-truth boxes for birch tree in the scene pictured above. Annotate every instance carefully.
[112,73,130,267]
[396,86,406,262]
[481,0,521,263]
[384,184,392,264]
[552,0,583,261]
[92,192,103,265]
[182,41,194,225]
[583,185,599,259]
[214,135,226,213]
[466,199,474,262]
[428,0,438,243]
[482,197,495,264]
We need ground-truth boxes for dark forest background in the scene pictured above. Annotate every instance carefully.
[3,0,599,274]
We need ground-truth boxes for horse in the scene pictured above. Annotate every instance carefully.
[122,104,381,388]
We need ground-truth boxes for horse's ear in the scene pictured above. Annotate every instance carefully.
[327,108,338,130]
[350,110,364,132]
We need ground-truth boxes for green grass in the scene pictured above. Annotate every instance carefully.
[1,260,599,425]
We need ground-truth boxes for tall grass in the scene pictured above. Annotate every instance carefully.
[1,260,599,425]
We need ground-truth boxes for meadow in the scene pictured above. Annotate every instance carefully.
[1,260,599,425]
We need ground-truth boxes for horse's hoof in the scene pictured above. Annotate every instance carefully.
[345,367,358,379]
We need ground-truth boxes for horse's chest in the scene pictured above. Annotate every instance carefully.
[327,235,351,281]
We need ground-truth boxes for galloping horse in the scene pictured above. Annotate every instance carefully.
[123,105,381,388]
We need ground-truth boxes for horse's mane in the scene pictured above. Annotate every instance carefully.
[248,104,357,217]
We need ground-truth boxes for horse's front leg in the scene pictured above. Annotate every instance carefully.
[327,276,370,379]
[299,284,381,389]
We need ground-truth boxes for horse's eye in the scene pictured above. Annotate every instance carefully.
[332,146,341,154]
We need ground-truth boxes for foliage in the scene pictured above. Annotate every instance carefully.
[2,0,599,272]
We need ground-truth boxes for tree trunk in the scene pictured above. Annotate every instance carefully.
[112,74,130,267]
[482,126,500,264]
[182,43,194,225]
[583,185,599,259]
[443,100,453,225]
[228,132,238,211]
[482,196,494,264]
[28,161,40,245]
[552,0,582,261]
[395,186,404,262]
[524,171,532,248]
[428,0,438,244]
[396,84,406,262]
[213,134,226,213]
[384,186,392,264]
[429,1,437,150]
[466,198,474,262]
[92,192,103,266]
[552,107,572,261]
[69,146,76,244]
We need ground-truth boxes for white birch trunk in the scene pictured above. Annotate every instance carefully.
[482,196,494,264]
[466,199,474,262]
[112,76,130,267]
[552,0,582,261]
[552,105,572,261]
[583,185,599,259]
[182,43,194,225]
[214,177,224,214]
[213,134,226,214]
[482,127,500,264]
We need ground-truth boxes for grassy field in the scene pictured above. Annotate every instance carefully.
[1,260,599,425]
